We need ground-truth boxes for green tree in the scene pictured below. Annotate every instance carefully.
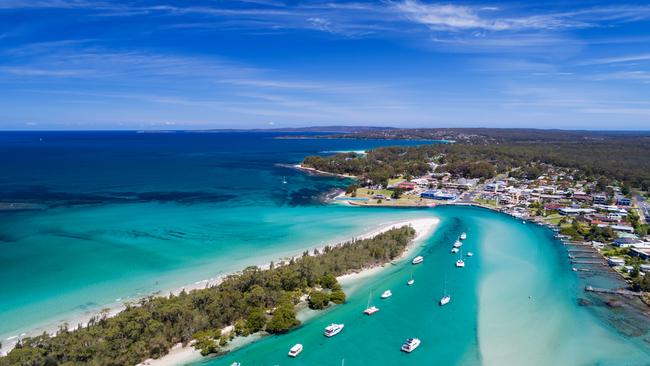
[308,291,330,310]
[245,308,267,333]
[318,274,338,289]
[330,290,346,304]
[266,302,299,334]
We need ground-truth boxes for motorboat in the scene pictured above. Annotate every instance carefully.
[400,338,421,353]
[412,256,424,264]
[324,323,344,337]
[288,344,303,357]
[381,290,392,299]
[451,247,459,253]
[456,259,465,268]
[460,232,467,240]
[439,295,451,306]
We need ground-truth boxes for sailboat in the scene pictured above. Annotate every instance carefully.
[455,248,465,268]
[407,272,415,286]
[282,176,288,184]
[439,275,451,306]
[364,291,379,315]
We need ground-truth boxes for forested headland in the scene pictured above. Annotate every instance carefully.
[0,226,416,366]
[302,137,650,190]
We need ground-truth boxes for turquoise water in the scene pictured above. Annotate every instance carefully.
[196,206,650,366]
[0,132,435,351]
[1,132,649,364]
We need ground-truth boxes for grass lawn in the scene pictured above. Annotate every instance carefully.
[354,188,394,198]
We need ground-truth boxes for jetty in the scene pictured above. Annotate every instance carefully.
[585,286,643,297]
[570,259,606,265]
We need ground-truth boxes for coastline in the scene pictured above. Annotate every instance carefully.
[0,214,432,356]
[290,164,357,179]
[138,217,440,366]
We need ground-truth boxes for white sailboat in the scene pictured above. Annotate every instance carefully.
[364,291,379,315]
[439,275,451,306]
[282,176,288,184]
[456,249,465,268]
[407,272,415,286]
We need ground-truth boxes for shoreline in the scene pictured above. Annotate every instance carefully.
[0,215,432,356]
[290,164,357,179]
[138,217,440,366]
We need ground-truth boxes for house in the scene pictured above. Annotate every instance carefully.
[617,197,632,206]
[421,190,456,200]
[572,193,591,202]
[558,208,595,216]
[630,248,650,260]
[396,181,417,191]
[640,264,650,272]
[613,238,642,248]
[607,257,626,267]
[607,225,635,233]
[544,203,564,211]
[593,195,608,204]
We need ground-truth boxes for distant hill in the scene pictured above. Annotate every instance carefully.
[187,126,396,133]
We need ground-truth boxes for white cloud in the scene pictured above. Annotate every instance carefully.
[583,53,650,65]
[392,0,588,31]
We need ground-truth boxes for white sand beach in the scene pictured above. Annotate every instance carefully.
[138,217,440,366]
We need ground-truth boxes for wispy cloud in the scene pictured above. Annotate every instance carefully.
[583,53,650,65]
[392,0,589,31]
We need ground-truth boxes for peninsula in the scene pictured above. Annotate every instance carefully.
[0,220,438,366]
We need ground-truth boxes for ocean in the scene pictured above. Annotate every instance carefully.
[0,131,433,351]
[0,132,648,364]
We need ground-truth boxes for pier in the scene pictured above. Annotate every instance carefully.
[570,259,607,265]
[567,249,597,253]
[585,286,643,297]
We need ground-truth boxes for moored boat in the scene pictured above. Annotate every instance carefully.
[324,323,344,337]
[439,295,451,306]
[451,247,459,253]
[363,292,379,314]
[364,305,379,315]
[460,232,467,240]
[467,252,473,257]
[400,338,421,353]
[288,344,303,357]
[453,240,462,248]
[456,259,465,268]
[381,290,392,299]
[412,256,424,264]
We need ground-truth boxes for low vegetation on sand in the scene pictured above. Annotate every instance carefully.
[0,226,415,366]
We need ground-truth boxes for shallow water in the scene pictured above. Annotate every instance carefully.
[194,207,650,366]
[1,132,648,364]
[0,131,434,350]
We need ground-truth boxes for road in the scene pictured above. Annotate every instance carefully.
[633,192,649,224]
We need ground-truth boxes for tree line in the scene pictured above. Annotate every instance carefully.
[1,227,416,366]
[302,137,650,190]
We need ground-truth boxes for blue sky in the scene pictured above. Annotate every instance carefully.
[1,0,650,130]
